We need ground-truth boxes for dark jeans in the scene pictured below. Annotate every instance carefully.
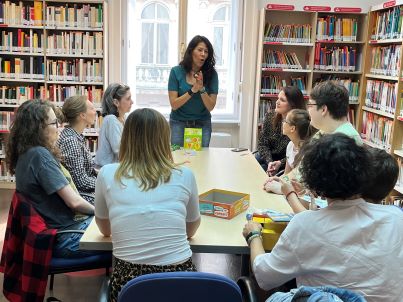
[255,151,268,171]
[169,118,212,147]
[53,217,100,258]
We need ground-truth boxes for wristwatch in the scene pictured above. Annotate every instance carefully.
[199,87,207,94]
[187,89,195,96]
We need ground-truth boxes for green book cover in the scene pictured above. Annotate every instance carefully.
[184,128,202,151]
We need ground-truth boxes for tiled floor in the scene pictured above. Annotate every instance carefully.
[0,189,246,301]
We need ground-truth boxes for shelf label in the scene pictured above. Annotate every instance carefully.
[266,4,295,11]
[383,1,396,8]
[334,7,362,13]
[303,6,331,12]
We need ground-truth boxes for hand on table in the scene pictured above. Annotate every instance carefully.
[266,160,281,176]
[242,221,262,239]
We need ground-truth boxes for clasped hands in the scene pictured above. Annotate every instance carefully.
[263,175,304,196]
[192,71,204,92]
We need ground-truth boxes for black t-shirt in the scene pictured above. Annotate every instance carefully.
[15,146,85,230]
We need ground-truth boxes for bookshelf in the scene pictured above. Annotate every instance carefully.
[0,0,108,188]
[252,6,368,148]
[357,0,403,199]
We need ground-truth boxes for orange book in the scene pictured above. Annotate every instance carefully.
[33,1,43,26]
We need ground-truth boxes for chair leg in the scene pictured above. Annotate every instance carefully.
[49,274,55,291]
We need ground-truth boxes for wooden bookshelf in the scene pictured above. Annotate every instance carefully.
[252,7,368,148]
[358,0,403,195]
[0,0,107,186]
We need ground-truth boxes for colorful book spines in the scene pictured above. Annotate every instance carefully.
[46,3,103,28]
[264,23,311,43]
[0,57,44,79]
[47,58,103,83]
[46,31,103,56]
[365,80,397,114]
[262,49,302,69]
[47,84,102,104]
[0,85,45,104]
[361,111,393,150]
[0,29,44,53]
[316,16,358,41]
[371,6,403,40]
[314,43,356,71]
[261,75,306,95]
[370,45,401,77]
[0,0,43,26]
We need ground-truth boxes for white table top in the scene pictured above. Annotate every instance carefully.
[80,148,292,254]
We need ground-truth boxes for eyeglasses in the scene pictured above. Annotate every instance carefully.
[47,120,59,128]
[306,102,318,107]
[282,120,293,125]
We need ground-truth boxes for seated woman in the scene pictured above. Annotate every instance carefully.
[57,95,98,203]
[6,100,95,258]
[243,133,403,301]
[95,83,132,168]
[263,109,316,195]
[255,86,306,173]
[95,108,201,302]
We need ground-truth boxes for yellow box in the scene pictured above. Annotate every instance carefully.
[199,189,250,219]
[252,216,287,250]
[184,128,202,150]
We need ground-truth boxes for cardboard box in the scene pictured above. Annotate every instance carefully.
[252,215,288,250]
[184,128,202,151]
[199,189,250,219]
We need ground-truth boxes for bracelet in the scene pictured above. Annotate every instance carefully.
[245,230,261,243]
[199,86,207,94]
[187,89,195,96]
[247,234,262,246]
[285,191,297,201]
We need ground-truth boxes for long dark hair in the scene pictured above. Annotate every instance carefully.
[273,86,306,128]
[6,99,61,175]
[180,35,216,88]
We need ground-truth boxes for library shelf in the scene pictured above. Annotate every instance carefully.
[361,106,395,119]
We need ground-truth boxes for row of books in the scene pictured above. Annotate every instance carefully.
[371,6,403,40]
[0,29,43,53]
[0,1,103,29]
[0,1,42,26]
[396,158,403,192]
[46,31,103,56]
[258,99,276,123]
[262,49,303,69]
[365,80,397,114]
[47,59,103,82]
[347,108,355,126]
[370,45,401,77]
[0,160,15,182]
[0,111,15,130]
[314,44,357,72]
[84,137,98,154]
[316,16,358,41]
[313,76,360,102]
[0,85,103,105]
[0,57,44,78]
[264,23,311,43]
[361,111,393,151]
[260,75,306,95]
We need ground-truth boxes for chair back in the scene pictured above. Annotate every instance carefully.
[118,271,243,302]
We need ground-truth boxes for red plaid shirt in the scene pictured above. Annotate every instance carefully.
[0,192,57,302]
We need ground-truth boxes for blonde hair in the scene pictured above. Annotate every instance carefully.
[61,95,87,125]
[115,108,176,191]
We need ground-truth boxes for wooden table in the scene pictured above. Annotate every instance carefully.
[80,148,291,259]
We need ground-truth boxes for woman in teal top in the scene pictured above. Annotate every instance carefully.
[168,35,219,147]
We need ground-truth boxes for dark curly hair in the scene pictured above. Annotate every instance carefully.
[310,81,349,120]
[6,99,61,175]
[180,35,216,89]
[300,133,373,199]
[363,147,399,203]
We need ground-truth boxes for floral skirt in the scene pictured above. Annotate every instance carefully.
[110,256,197,302]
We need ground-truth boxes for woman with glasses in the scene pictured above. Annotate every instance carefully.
[95,83,133,168]
[168,35,219,148]
[6,100,95,258]
[256,86,306,173]
[57,95,98,204]
[95,108,200,302]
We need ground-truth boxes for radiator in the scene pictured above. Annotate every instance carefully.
[210,132,232,148]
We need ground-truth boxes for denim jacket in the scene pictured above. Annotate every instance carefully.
[267,286,367,302]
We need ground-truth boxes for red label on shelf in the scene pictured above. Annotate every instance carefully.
[334,7,362,13]
[303,6,331,12]
[266,4,295,11]
[383,0,396,8]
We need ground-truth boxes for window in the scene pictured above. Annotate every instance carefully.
[126,0,242,120]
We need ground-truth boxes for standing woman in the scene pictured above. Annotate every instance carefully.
[168,35,219,147]
[58,95,98,203]
[256,86,306,173]
[6,100,95,258]
[95,108,201,302]
[95,83,132,168]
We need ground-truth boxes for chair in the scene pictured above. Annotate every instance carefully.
[117,271,257,302]
[0,192,112,301]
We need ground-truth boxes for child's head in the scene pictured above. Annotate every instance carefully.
[283,109,317,143]
[300,133,373,199]
[363,148,399,203]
